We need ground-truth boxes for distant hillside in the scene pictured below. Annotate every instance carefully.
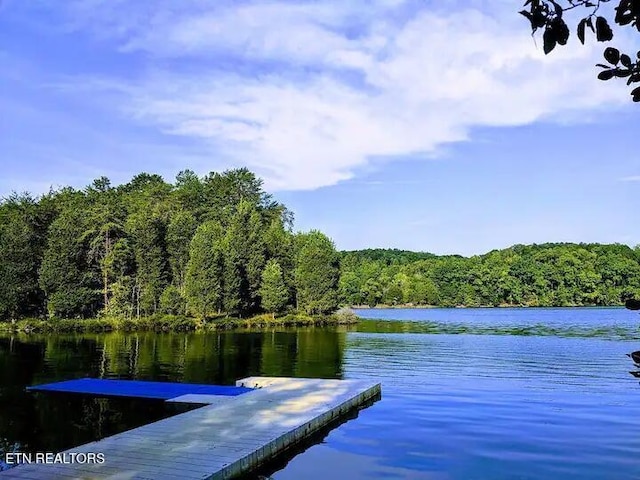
[338,243,640,308]
[340,249,436,265]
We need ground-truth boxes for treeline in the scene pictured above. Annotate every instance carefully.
[0,169,340,321]
[340,244,640,307]
[3,169,640,321]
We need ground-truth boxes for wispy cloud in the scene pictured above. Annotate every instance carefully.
[619,176,640,182]
[13,0,634,191]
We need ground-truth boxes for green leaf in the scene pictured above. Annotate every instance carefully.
[604,47,620,65]
[620,54,632,68]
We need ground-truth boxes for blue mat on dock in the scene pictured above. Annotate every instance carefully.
[27,378,253,400]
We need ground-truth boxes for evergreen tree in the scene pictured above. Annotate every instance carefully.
[294,231,340,314]
[222,201,266,315]
[84,177,125,314]
[126,209,169,316]
[259,260,288,318]
[264,218,295,301]
[0,195,50,319]
[159,285,186,315]
[166,210,198,293]
[184,222,225,318]
[39,208,101,318]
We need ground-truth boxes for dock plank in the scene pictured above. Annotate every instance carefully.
[1,377,381,480]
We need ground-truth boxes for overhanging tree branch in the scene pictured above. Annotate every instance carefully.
[520,0,640,101]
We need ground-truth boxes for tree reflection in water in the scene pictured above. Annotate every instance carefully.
[0,327,347,465]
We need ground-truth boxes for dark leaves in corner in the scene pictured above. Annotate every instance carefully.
[577,18,587,44]
[554,18,570,45]
[542,18,570,54]
[520,0,640,102]
[598,69,615,80]
[604,47,621,65]
[595,16,614,42]
[543,25,557,53]
[614,0,640,29]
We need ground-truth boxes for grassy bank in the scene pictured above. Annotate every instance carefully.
[0,310,359,335]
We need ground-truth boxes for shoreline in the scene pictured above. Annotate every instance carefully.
[349,304,625,309]
[0,312,359,335]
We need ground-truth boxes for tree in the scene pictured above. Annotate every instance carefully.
[0,194,50,319]
[39,207,101,318]
[174,169,205,217]
[159,285,187,315]
[103,238,135,318]
[202,168,282,224]
[221,236,243,316]
[294,231,340,314]
[338,270,364,305]
[222,201,266,316]
[259,260,289,317]
[84,177,126,314]
[123,175,173,317]
[166,210,198,294]
[126,210,169,316]
[184,221,225,318]
[519,0,640,102]
[264,218,295,301]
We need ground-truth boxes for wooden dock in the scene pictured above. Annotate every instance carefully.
[2,377,381,479]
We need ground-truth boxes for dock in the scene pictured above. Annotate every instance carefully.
[26,378,252,400]
[2,377,381,479]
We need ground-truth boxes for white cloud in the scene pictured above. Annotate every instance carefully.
[49,0,634,190]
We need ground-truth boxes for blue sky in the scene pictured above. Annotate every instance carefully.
[1,0,639,255]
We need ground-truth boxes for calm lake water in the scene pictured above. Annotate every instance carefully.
[2,307,640,479]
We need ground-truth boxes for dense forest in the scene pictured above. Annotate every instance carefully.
[0,169,340,321]
[340,245,640,307]
[2,169,640,322]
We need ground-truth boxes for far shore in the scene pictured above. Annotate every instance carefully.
[349,304,625,309]
[0,311,359,335]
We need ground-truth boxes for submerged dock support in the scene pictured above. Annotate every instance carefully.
[2,377,381,479]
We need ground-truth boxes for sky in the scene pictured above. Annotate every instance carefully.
[1,0,640,256]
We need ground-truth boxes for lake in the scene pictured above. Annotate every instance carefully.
[1,307,640,479]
